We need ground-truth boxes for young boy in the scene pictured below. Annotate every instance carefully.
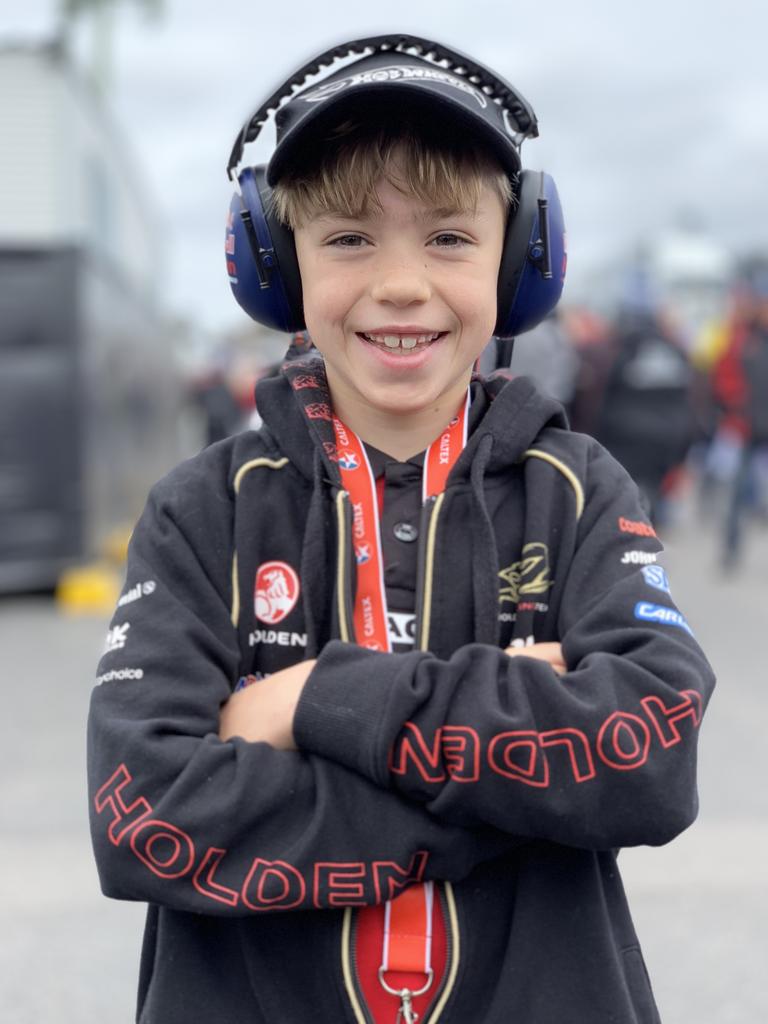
[88,36,715,1024]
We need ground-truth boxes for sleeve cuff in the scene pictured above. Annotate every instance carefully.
[293,640,423,784]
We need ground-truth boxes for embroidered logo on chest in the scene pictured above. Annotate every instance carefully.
[254,561,300,624]
[498,542,553,605]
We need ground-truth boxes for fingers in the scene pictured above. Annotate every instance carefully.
[504,641,566,675]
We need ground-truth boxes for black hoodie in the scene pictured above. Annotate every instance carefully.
[88,358,714,1023]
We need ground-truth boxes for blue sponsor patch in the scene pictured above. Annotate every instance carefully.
[641,564,671,594]
[634,601,693,636]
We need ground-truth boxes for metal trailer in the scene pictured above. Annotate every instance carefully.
[0,41,192,593]
[0,244,184,592]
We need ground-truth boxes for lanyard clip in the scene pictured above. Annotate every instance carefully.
[396,989,418,1024]
[379,967,433,1023]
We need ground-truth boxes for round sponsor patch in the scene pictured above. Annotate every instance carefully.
[254,561,300,625]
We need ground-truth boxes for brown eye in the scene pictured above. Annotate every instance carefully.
[432,233,467,247]
[330,234,366,247]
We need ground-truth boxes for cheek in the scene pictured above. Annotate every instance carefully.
[297,260,356,334]
[303,281,349,336]
[452,266,499,333]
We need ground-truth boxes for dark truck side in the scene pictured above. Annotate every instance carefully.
[0,246,182,592]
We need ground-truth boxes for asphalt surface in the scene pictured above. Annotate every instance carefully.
[1,494,766,1022]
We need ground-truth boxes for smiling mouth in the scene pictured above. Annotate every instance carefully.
[357,331,446,352]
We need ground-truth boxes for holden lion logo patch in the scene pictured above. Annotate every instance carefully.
[254,561,300,625]
[498,542,552,605]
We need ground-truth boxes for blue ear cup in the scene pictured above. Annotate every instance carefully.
[226,167,304,332]
[495,170,566,338]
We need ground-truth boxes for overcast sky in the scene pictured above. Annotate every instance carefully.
[4,0,767,333]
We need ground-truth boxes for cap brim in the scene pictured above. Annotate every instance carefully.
[266,83,521,186]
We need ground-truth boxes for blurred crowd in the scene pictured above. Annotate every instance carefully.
[186,256,768,576]
[511,257,768,573]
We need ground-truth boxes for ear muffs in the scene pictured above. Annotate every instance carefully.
[226,167,304,333]
[226,35,567,340]
[225,166,566,339]
[495,170,567,339]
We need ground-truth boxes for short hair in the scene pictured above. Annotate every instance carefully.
[271,112,515,229]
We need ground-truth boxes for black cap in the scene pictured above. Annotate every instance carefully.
[266,49,526,186]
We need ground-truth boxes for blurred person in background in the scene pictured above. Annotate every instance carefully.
[495,309,579,408]
[560,304,613,433]
[709,258,768,568]
[571,280,695,528]
[187,351,245,446]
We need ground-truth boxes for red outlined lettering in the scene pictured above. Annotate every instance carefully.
[390,722,446,782]
[389,724,480,783]
[373,852,429,903]
[540,728,596,783]
[390,690,703,791]
[442,726,480,782]
[597,712,651,770]
[313,862,366,908]
[129,819,195,880]
[94,766,434,914]
[94,763,152,845]
[193,847,239,908]
[641,690,703,748]
[488,731,549,787]
[241,859,306,911]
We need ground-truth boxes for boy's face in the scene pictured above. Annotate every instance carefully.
[293,163,506,433]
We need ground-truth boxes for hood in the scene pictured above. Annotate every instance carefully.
[255,355,567,483]
[459,369,567,476]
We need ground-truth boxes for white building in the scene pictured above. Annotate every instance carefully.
[0,38,158,302]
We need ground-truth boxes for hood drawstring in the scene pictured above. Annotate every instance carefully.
[299,448,334,659]
[469,433,501,648]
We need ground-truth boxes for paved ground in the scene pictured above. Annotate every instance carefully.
[1,493,766,1022]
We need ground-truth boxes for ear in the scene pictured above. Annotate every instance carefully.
[225,166,305,332]
[495,170,566,338]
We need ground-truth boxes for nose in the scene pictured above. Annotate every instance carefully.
[369,257,431,307]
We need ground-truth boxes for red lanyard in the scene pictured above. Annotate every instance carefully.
[422,396,470,502]
[332,391,470,1008]
[381,878,435,972]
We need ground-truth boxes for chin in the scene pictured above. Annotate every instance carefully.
[363,383,442,416]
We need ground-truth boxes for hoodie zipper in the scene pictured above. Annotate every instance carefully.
[335,490,355,643]
[342,884,459,1024]
[338,488,461,1023]
[414,494,442,652]
[414,491,461,1024]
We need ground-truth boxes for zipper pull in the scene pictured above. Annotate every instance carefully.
[396,989,418,1024]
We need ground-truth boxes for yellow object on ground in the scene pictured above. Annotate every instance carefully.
[56,526,131,615]
[56,561,123,616]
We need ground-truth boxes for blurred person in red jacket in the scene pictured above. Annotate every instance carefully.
[710,258,768,567]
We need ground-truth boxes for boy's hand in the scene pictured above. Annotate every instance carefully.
[504,642,566,676]
[218,660,316,749]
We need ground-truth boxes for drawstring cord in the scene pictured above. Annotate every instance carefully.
[469,433,501,647]
[299,448,334,658]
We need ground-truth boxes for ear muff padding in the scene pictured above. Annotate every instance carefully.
[495,170,566,338]
[226,166,304,332]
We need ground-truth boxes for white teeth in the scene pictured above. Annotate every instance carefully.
[363,331,442,350]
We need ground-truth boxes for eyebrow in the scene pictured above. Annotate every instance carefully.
[311,205,479,225]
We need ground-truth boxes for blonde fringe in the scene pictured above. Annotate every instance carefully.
[271,124,514,229]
